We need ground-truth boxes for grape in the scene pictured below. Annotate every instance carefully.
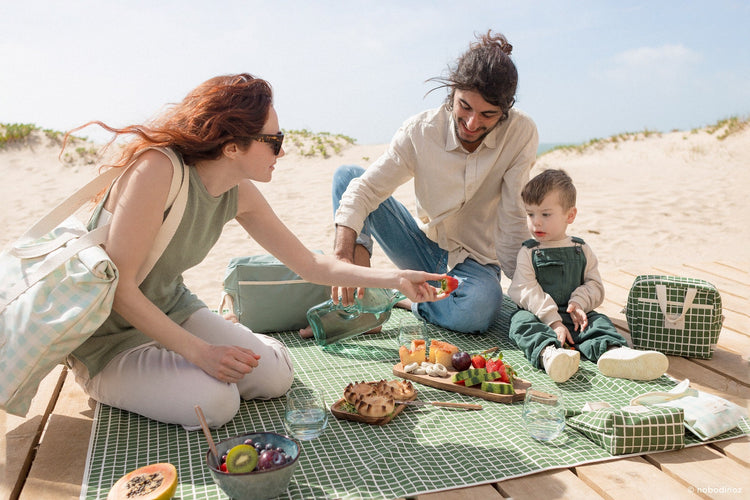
[258,450,282,470]
[451,351,472,371]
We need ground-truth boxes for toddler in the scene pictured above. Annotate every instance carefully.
[508,169,668,383]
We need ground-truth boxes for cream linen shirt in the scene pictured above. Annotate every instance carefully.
[508,236,606,326]
[334,105,538,278]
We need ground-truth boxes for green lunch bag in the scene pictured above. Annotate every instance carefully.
[220,254,331,333]
[624,275,723,359]
[566,406,686,455]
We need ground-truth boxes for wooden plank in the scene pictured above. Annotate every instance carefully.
[671,262,750,295]
[685,261,749,284]
[417,483,506,499]
[575,456,701,499]
[710,436,750,468]
[645,445,750,498]
[19,369,94,500]
[1,365,67,500]
[691,338,750,387]
[665,356,750,410]
[497,468,603,499]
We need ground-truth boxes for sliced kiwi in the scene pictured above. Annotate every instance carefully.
[225,444,259,473]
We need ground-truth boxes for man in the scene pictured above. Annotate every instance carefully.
[331,30,538,334]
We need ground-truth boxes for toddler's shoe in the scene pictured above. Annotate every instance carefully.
[541,345,580,383]
[597,346,668,381]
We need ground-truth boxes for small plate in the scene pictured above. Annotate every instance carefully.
[331,390,417,426]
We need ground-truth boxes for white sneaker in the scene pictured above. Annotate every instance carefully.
[541,345,580,383]
[597,346,668,381]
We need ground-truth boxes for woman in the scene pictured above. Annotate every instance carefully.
[65,74,448,429]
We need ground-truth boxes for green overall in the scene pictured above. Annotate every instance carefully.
[509,238,626,369]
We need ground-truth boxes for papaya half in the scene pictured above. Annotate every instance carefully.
[107,462,177,500]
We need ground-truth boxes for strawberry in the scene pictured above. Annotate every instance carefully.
[485,357,503,374]
[471,354,486,369]
[440,275,460,294]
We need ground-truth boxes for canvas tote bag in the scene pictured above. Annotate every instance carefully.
[0,147,188,416]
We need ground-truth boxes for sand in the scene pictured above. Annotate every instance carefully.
[1,123,748,307]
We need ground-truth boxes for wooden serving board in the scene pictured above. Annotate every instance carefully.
[393,363,531,403]
[330,389,417,426]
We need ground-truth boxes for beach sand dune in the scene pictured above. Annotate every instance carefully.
[1,124,747,307]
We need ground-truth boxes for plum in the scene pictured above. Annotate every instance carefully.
[451,351,472,371]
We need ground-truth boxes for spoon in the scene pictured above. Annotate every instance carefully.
[194,405,219,463]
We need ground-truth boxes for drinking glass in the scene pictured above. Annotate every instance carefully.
[283,387,328,441]
[397,316,427,348]
[522,386,566,442]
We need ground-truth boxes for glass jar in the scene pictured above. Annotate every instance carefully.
[306,288,405,346]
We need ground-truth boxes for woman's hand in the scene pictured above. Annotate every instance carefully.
[197,344,261,384]
[398,271,453,302]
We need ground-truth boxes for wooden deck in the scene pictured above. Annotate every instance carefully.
[2,260,748,500]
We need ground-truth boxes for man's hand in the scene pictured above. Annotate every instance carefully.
[332,225,370,306]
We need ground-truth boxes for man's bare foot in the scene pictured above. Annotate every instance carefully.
[395,298,413,310]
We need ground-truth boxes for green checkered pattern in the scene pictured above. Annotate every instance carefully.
[566,406,686,455]
[625,275,723,359]
[81,307,748,500]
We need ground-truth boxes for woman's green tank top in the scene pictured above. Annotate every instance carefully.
[71,162,238,377]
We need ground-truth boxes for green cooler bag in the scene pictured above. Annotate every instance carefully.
[566,406,685,455]
[624,275,723,359]
[221,254,330,333]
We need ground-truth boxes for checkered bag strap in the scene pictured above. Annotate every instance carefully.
[0,147,188,313]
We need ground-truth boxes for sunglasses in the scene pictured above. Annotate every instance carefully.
[250,132,284,155]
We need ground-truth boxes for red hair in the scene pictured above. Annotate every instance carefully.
[64,73,273,170]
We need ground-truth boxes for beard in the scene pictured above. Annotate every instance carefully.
[454,119,495,146]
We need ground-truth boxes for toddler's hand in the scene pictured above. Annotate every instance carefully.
[551,321,574,346]
[567,301,588,331]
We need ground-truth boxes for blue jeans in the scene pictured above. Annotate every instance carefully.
[333,165,503,333]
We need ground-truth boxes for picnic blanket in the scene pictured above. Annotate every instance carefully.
[81,307,749,500]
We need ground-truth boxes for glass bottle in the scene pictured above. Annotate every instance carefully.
[306,288,405,346]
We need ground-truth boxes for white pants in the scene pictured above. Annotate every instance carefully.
[70,308,294,430]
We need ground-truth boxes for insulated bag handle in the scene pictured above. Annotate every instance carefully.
[655,284,697,324]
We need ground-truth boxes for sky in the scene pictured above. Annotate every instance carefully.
[1,0,749,146]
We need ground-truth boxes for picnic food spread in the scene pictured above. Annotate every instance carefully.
[107,463,177,500]
[394,339,530,403]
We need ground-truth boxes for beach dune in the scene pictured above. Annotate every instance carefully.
[1,123,748,307]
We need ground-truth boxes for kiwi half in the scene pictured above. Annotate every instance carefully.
[225,444,259,473]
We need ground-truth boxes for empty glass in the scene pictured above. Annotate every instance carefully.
[397,316,427,348]
[283,387,329,441]
[522,386,566,442]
